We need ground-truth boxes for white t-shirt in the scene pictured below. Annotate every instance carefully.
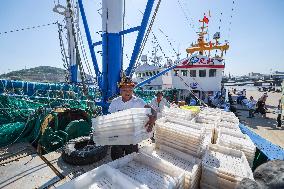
[247,99,257,109]
[108,96,147,113]
[149,98,170,113]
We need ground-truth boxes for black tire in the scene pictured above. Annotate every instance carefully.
[62,136,108,165]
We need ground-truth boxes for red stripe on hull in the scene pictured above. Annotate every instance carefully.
[176,65,225,69]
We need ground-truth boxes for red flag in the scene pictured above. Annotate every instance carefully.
[203,16,209,24]
[209,41,213,48]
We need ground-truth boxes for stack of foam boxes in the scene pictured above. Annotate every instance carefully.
[155,118,206,158]
[108,153,185,189]
[92,108,152,146]
[201,144,254,189]
[152,117,205,188]
[216,127,256,167]
[141,145,202,189]
[58,152,185,189]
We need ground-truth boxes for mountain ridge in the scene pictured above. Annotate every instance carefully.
[0,66,66,83]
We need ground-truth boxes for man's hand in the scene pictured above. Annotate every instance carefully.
[145,115,156,132]
[144,105,157,132]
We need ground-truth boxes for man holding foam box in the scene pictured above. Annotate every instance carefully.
[108,75,157,160]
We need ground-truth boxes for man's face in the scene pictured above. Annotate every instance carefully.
[157,94,163,101]
[120,86,134,101]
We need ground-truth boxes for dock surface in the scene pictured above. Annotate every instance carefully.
[233,90,284,148]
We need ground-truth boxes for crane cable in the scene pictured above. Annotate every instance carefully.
[137,10,167,63]
[0,22,57,36]
[227,0,236,40]
[158,28,178,56]
[173,59,211,106]
[66,0,89,97]
[177,0,196,32]
[176,74,208,107]
[73,0,96,85]
[132,0,162,76]
[57,22,71,82]
[152,32,167,60]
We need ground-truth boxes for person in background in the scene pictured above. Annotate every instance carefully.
[172,93,179,105]
[242,89,246,97]
[247,96,257,118]
[108,76,156,160]
[255,95,268,118]
[277,99,282,127]
[150,92,170,114]
[228,92,233,104]
[185,95,191,105]
[189,97,197,106]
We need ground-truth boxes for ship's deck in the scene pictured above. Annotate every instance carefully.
[0,142,112,189]
[0,140,152,188]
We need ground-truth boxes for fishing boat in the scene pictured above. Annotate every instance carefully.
[135,15,229,104]
[0,0,284,188]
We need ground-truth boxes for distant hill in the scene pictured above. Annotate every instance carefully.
[0,66,66,83]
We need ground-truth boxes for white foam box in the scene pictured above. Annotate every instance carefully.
[156,117,204,131]
[92,108,150,128]
[57,164,148,189]
[140,145,201,189]
[216,128,256,167]
[162,107,193,121]
[92,108,152,145]
[201,144,253,188]
[108,153,185,189]
[94,131,152,146]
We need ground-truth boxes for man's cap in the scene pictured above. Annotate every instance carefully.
[156,91,163,96]
[118,74,135,88]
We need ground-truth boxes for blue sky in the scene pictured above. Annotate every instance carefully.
[0,0,283,76]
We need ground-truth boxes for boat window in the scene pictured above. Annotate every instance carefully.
[146,72,149,76]
[149,72,153,76]
[142,73,145,77]
[209,69,217,77]
[138,73,142,77]
[153,71,156,75]
[181,70,188,76]
[199,70,206,77]
[190,70,196,77]
[157,71,160,74]
[174,70,179,76]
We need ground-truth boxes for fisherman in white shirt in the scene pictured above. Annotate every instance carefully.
[149,92,170,116]
[247,96,257,118]
[108,76,156,160]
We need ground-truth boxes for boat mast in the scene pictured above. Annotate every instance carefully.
[77,0,155,113]
[186,15,229,57]
[53,4,79,83]
[101,0,124,106]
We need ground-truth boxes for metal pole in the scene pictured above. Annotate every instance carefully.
[64,5,78,83]
[101,0,123,113]
[78,0,101,77]
[135,58,187,88]
[126,0,155,76]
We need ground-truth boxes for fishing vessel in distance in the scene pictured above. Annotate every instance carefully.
[135,15,229,103]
